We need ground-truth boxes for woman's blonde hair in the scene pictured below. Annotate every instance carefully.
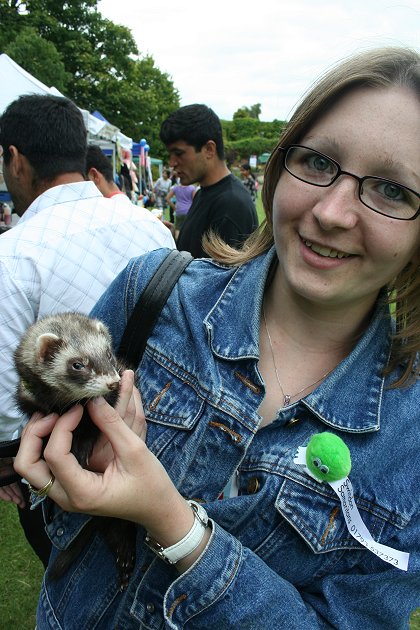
[204,46,420,385]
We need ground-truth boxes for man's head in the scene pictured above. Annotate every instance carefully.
[86,144,120,197]
[0,94,87,214]
[240,163,252,177]
[160,104,227,186]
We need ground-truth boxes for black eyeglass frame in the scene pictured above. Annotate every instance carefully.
[279,145,420,221]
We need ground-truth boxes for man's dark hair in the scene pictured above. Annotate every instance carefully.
[160,104,225,160]
[0,94,87,181]
[86,144,114,183]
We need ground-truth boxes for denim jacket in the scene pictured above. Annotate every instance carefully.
[38,247,420,629]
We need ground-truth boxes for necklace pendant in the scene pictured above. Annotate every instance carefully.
[283,394,291,406]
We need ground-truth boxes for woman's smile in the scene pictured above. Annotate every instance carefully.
[299,236,356,271]
[302,238,352,259]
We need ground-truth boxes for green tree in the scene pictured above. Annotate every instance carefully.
[232,117,260,139]
[4,26,70,91]
[93,55,179,154]
[222,117,285,163]
[233,103,261,120]
[225,136,279,161]
[0,0,180,150]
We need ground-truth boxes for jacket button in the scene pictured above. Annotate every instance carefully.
[56,527,65,537]
[247,477,260,494]
[146,602,155,614]
[286,417,300,427]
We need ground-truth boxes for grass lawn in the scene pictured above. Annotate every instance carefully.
[0,500,43,628]
[256,192,265,223]
[1,499,419,628]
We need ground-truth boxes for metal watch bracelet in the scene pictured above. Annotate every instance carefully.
[145,500,209,565]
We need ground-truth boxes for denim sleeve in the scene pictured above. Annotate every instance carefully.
[162,521,419,629]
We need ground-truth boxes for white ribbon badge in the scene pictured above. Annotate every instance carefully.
[294,447,409,571]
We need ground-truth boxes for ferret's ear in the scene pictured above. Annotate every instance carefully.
[94,320,108,335]
[36,333,62,361]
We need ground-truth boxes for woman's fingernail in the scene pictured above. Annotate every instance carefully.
[92,396,106,406]
[41,413,58,423]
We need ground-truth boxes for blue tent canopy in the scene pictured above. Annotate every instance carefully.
[92,110,109,123]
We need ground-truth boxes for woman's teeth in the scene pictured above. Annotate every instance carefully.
[304,240,350,259]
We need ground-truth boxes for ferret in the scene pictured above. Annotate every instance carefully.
[14,312,136,589]
[14,312,123,466]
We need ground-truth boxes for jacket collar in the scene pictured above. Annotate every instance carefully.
[204,248,274,360]
[204,247,391,433]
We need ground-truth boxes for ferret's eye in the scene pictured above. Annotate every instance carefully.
[72,361,85,371]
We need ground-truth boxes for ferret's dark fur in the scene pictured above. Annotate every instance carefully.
[14,312,136,589]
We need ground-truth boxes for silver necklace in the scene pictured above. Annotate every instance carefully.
[262,304,334,406]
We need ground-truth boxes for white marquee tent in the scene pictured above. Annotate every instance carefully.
[0,53,132,149]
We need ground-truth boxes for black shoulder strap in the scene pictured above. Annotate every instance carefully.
[117,249,193,368]
[0,249,193,473]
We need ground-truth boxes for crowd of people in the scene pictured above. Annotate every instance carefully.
[0,45,419,629]
[92,141,260,238]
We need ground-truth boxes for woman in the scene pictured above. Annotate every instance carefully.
[165,179,197,238]
[16,47,420,628]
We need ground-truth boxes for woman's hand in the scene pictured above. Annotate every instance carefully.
[86,370,147,472]
[14,372,194,546]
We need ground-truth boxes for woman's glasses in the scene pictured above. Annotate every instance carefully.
[281,145,420,221]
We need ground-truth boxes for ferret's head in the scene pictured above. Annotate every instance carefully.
[32,315,121,405]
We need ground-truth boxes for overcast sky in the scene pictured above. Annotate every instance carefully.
[98,0,419,122]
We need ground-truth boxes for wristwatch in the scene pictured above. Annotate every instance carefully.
[145,500,209,565]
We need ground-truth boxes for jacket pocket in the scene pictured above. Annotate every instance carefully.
[140,356,205,429]
[275,470,406,555]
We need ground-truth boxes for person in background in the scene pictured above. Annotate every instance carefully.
[165,177,197,239]
[168,170,180,222]
[141,188,156,208]
[154,168,172,217]
[16,47,420,628]
[240,162,258,204]
[85,144,125,198]
[0,200,13,232]
[0,94,175,567]
[160,104,258,257]
[119,148,138,201]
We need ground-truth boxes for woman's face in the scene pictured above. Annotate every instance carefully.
[272,86,420,312]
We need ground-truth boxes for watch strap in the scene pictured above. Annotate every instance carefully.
[145,500,208,565]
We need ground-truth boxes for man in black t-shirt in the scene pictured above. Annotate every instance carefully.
[160,104,258,258]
